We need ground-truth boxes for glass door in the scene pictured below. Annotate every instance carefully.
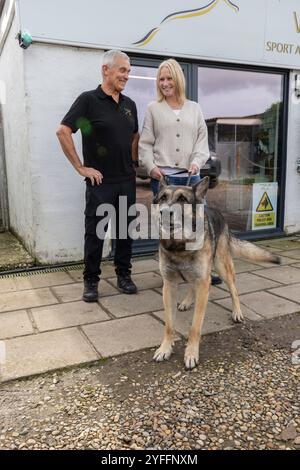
[197,66,285,234]
[126,59,189,253]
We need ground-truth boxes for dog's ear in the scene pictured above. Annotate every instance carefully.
[153,176,167,203]
[193,176,210,202]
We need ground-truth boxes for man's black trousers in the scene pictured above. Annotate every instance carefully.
[83,178,136,282]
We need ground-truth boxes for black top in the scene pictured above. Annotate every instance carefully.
[61,85,138,183]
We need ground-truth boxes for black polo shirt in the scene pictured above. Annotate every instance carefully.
[61,85,138,183]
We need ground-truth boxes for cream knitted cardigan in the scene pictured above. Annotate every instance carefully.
[138,99,210,175]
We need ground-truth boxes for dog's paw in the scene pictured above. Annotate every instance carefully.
[184,345,199,370]
[232,310,244,323]
[177,301,193,311]
[153,343,173,362]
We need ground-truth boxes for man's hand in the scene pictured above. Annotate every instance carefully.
[150,167,164,180]
[188,163,200,176]
[78,166,103,186]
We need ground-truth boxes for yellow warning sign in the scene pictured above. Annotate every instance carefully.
[252,183,277,230]
[256,192,274,212]
[253,213,276,227]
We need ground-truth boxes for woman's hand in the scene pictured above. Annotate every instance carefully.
[188,163,200,176]
[150,167,164,180]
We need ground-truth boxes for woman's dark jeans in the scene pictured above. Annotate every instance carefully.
[151,174,201,196]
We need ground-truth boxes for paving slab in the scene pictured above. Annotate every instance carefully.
[220,272,280,294]
[237,291,300,318]
[153,302,234,337]
[67,264,116,282]
[278,249,300,261]
[31,301,109,332]
[0,277,17,294]
[13,272,74,290]
[0,310,34,339]
[208,285,231,300]
[66,258,159,281]
[253,242,282,252]
[108,272,163,291]
[0,328,99,382]
[155,283,230,301]
[82,314,165,357]
[52,280,118,303]
[99,280,121,297]
[0,274,76,295]
[67,269,84,282]
[131,258,159,274]
[254,266,300,285]
[255,239,300,251]
[268,283,300,304]
[231,259,262,273]
[248,255,297,268]
[0,288,58,313]
[214,298,263,321]
[100,290,163,317]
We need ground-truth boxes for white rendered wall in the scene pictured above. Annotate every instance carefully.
[0,15,35,252]
[284,71,300,234]
[23,43,109,263]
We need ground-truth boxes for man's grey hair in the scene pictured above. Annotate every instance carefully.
[102,50,130,69]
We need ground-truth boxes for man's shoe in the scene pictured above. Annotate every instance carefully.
[82,280,99,302]
[211,275,222,286]
[117,274,137,294]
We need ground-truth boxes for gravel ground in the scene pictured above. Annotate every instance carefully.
[0,314,299,451]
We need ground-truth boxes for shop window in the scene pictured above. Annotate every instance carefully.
[198,67,285,233]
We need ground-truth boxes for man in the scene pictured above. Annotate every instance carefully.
[56,50,139,302]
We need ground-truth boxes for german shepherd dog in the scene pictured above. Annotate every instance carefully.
[154,176,281,370]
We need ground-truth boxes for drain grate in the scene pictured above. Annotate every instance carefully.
[0,263,84,279]
[0,252,158,280]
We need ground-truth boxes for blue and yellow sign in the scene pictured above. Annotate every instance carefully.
[133,0,240,47]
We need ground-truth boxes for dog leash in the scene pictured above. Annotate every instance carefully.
[186,171,192,186]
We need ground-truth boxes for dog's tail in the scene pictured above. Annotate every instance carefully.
[229,236,281,264]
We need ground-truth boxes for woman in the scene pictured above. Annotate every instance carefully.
[139,58,209,194]
[139,58,222,285]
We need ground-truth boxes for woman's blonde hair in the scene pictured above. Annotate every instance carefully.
[156,59,186,105]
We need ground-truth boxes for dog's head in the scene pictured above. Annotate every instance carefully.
[154,176,209,245]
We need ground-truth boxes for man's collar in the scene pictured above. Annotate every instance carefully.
[96,85,108,99]
[96,85,124,101]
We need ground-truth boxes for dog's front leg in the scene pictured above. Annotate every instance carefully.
[153,279,177,362]
[184,277,210,369]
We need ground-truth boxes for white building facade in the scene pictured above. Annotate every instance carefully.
[0,0,299,263]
